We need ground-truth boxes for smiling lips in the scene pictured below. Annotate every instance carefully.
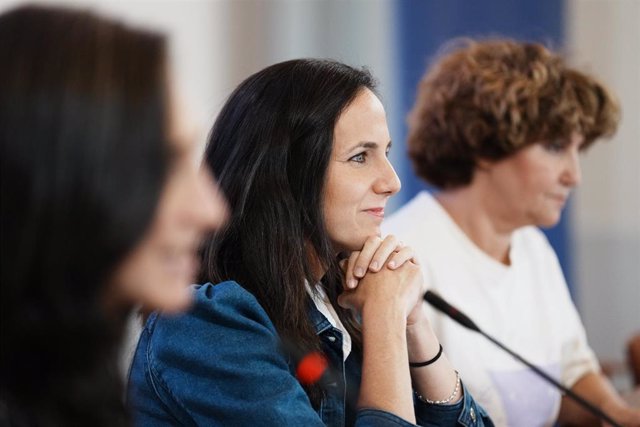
[364,207,385,218]
[549,194,568,205]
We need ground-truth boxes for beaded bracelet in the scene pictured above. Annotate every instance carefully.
[415,370,461,405]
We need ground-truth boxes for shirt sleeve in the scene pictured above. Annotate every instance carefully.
[414,384,495,427]
[537,232,600,388]
[553,275,600,388]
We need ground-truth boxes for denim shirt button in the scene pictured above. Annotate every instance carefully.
[327,335,336,342]
[470,407,476,423]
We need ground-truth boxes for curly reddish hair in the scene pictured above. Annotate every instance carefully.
[408,38,620,189]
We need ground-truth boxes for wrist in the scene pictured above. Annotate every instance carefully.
[409,344,443,367]
[406,305,430,332]
[361,299,407,329]
[406,306,435,337]
[406,316,440,363]
[360,288,406,314]
[406,301,430,328]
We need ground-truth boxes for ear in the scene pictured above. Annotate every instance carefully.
[475,157,493,172]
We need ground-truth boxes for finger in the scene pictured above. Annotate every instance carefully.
[351,236,384,278]
[386,246,417,269]
[368,235,403,272]
[338,258,348,273]
[344,251,360,289]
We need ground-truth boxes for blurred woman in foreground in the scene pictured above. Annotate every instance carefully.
[0,5,227,425]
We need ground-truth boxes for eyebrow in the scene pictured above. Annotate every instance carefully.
[343,140,392,155]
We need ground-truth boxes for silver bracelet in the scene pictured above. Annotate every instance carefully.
[415,370,461,405]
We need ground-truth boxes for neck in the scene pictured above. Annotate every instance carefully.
[306,242,328,283]
[436,186,517,265]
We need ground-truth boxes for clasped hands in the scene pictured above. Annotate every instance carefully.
[337,235,428,327]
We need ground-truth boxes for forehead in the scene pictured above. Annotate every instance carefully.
[333,88,389,152]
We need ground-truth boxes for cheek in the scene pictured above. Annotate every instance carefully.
[323,189,360,248]
[109,243,154,304]
[154,183,182,230]
[112,240,192,312]
[324,194,350,236]
[503,162,549,196]
[324,181,363,225]
[111,217,166,294]
[525,170,556,197]
[514,153,557,190]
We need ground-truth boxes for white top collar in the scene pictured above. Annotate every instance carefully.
[306,282,352,361]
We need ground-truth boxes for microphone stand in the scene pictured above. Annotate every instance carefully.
[424,291,622,427]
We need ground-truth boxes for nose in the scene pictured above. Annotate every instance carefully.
[189,167,229,231]
[561,147,582,188]
[374,157,401,195]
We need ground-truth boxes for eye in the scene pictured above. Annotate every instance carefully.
[349,152,367,163]
[544,139,566,153]
[385,144,392,157]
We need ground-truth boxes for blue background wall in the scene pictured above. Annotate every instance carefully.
[390,0,574,291]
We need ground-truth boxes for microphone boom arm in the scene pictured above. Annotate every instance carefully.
[424,291,622,427]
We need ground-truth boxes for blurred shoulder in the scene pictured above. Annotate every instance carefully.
[144,281,276,346]
[513,225,556,255]
[192,281,265,313]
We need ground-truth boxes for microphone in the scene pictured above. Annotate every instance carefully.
[280,339,333,386]
[424,291,622,427]
[295,351,330,385]
[280,338,359,411]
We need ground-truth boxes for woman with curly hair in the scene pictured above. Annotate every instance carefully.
[0,5,227,426]
[384,39,639,426]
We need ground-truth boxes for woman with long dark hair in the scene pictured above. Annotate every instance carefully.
[128,59,493,426]
[0,5,227,426]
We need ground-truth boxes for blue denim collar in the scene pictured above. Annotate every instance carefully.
[307,301,333,336]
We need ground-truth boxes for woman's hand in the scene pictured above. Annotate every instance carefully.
[340,234,427,326]
[601,397,640,426]
[340,237,446,375]
[342,235,418,289]
[338,251,462,411]
[337,257,425,319]
[340,252,423,423]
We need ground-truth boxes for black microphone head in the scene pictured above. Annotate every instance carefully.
[424,291,481,332]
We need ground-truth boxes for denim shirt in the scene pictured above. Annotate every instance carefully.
[127,281,493,426]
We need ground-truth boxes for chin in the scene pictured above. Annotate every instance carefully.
[154,284,193,313]
[330,227,381,253]
[334,237,369,253]
[336,242,364,254]
[536,212,563,228]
